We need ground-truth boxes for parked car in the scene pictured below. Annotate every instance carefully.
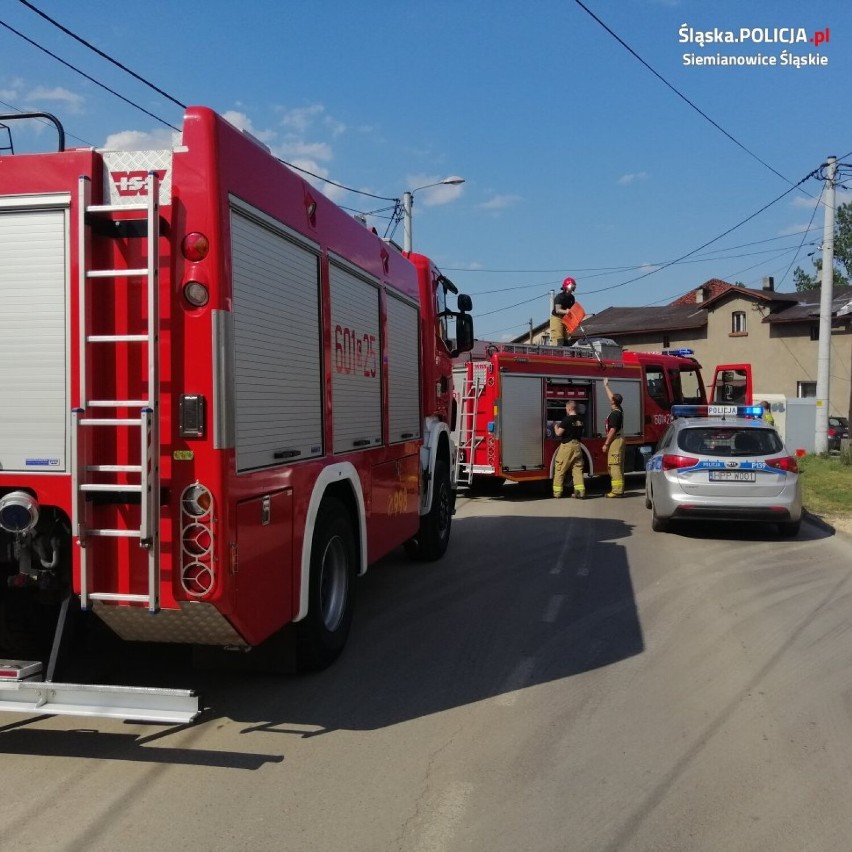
[645,405,802,537]
[828,415,849,452]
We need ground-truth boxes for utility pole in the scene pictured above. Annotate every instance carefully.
[528,318,534,344]
[815,156,837,454]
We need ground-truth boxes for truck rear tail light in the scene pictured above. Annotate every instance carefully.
[0,491,39,533]
[766,456,799,473]
[182,523,212,556]
[662,454,699,471]
[180,483,216,598]
[182,484,212,518]
[181,232,210,262]
[181,562,215,597]
[183,281,209,307]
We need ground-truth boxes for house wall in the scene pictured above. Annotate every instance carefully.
[602,293,852,419]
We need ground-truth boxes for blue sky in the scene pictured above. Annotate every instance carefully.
[2,0,850,340]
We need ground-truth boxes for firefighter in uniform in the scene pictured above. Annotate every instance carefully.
[603,377,625,497]
[549,277,577,346]
[552,399,586,498]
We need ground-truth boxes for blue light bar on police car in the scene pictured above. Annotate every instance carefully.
[662,348,695,357]
[671,404,763,419]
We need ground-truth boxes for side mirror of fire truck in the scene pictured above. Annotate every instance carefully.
[453,311,475,356]
[458,293,473,312]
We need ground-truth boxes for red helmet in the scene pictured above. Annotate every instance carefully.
[562,277,577,292]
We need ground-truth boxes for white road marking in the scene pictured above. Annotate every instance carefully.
[542,593,565,623]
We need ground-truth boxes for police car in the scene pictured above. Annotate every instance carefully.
[644,405,802,536]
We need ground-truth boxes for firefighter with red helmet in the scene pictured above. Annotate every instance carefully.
[549,277,577,346]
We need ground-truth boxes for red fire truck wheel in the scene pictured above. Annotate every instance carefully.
[295,496,356,671]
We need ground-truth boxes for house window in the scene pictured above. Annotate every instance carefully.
[810,325,819,341]
[731,311,747,334]
[798,381,816,398]
[662,335,671,349]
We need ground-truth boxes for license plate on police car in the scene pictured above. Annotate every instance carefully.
[709,470,756,482]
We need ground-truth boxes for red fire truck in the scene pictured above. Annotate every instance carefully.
[0,107,473,722]
[453,340,742,490]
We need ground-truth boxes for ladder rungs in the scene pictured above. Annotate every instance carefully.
[87,202,148,214]
[87,335,150,343]
[87,593,152,604]
[79,418,142,426]
[86,465,142,473]
[86,400,150,408]
[86,529,141,538]
[87,269,149,279]
[80,484,142,493]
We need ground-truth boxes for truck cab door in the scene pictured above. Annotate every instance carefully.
[709,364,752,405]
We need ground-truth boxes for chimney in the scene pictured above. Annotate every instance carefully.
[695,287,704,303]
[762,276,775,292]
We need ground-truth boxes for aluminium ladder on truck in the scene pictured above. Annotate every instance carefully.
[454,361,488,486]
[0,117,197,724]
[0,169,198,725]
[72,171,161,614]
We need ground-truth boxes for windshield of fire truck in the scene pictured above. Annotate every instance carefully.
[678,366,705,404]
[645,366,668,408]
[437,281,449,345]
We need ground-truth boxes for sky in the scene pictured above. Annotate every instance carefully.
[1,0,850,341]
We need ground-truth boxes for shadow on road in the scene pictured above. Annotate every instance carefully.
[187,511,644,735]
[0,508,645,760]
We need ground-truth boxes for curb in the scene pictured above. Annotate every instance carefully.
[804,510,833,534]
[804,509,847,537]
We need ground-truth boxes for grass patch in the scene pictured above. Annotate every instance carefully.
[798,448,852,517]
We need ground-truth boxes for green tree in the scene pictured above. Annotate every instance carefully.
[794,202,852,291]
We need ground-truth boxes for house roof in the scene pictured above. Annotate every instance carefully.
[764,283,852,324]
[700,287,800,310]
[508,281,852,343]
[668,279,732,306]
[580,305,707,337]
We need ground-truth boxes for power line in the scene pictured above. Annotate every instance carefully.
[0,18,180,131]
[8,3,401,202]
[584,166,820,296]
[276,158,398,202]
[776,182,826,289]
[474,164,822,324]
[442,227,825,276]
[572,0,799,189]
[16,0,186,109]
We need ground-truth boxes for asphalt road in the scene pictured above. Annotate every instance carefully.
[3,475,852,851]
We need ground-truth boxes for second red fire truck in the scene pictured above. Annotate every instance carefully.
[453,339,745,491]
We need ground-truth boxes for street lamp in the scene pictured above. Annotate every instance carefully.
[402,176,465,253]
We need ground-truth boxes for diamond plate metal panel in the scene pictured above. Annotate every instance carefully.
[93,601,247,646]
[101,150,173,206]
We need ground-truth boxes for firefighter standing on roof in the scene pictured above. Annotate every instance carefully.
[603,377,625,497]
[553,399,586,498]
[549,277,576,346]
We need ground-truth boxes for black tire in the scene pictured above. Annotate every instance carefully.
[780,519,801,537]
[406,459,453,562]
[295,497,356,672]
[651,507,669,533]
